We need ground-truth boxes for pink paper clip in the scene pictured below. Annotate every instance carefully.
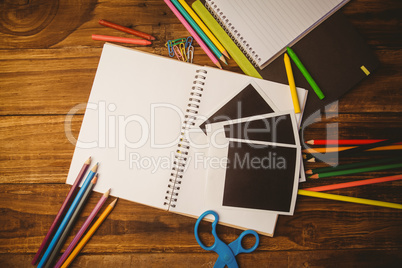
[173,45,185,61]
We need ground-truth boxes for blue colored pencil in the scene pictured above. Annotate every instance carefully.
[37,163,98,268]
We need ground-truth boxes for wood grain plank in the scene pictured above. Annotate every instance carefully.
[0,184,400,254]
[0,115,82,183]
[0,47,400,115]
[0,249,401,268]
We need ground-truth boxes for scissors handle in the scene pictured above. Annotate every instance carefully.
[228,230,259,255]
[194,210,221,251]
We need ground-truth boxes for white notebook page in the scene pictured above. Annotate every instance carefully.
[206,0,348,68]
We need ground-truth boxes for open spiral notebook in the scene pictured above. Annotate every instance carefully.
[66,43,307,236]
[204,0,350,69]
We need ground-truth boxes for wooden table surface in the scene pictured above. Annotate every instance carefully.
[1,0,401,267]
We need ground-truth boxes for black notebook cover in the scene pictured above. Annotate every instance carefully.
[253,12,379,123]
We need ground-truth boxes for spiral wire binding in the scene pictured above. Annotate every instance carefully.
[164,69,208,209]
[205,0,261,67]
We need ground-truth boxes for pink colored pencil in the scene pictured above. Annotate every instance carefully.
[304,174,402,192]
[99,19,156,40]
[92,34,152,45]
[31,157,91,265]
[164,0,222,69]
[54,189,111,268]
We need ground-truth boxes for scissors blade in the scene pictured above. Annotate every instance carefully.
[214,255,239,268]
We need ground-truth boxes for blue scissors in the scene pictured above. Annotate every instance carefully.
[194,210,259,268]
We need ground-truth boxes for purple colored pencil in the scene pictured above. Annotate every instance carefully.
[32,157,91,265]
[54,189,111,268]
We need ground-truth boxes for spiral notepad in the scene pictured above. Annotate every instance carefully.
[204,0,349,69]
[164,69,207,208]
[66,43,307,236]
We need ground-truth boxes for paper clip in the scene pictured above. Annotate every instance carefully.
[166,37,194,61]
[171,37,186,43]
[166,41,175,57]
[179,43,187,62]
[187,45,194,63]
[173,45,185,61]
[185,36,193,49]
[172,38,186,46]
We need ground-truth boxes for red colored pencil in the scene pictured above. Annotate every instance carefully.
[99,19,155,40]
[92,35,152,45]
[305,139,402,145]
[31,157,91,265]
[304,174,402,192]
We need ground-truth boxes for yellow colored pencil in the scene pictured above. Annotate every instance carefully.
[60,199,118,268]
[298,190,402,209]
[178,0,229,59]
[284,53,301,113]
[303,144,402,154]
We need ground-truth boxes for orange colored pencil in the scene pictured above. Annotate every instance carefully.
[99,19,155,40]
[60,199,118,268]
[92,34,152,45]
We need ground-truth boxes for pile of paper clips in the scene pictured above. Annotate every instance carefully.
[165,36,194,63]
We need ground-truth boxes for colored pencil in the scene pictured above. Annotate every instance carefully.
[171,0,227,64]
[32,157,91,265]
[37,163,98,268]
[306,149,402,163]
[192,0,261,78]
[304,146,356,154]
[298,189,402,210]
[309,163,402,179]
[284,53,301,113]
[303,144,402,154]
[178,0,229,58]
[99,19,155,40]
[54,189,111,268]
[164,0,222,69]
[286,47,325,100]
[307,138,400,158]
[307,157,316,162]
[60,199,118,268]
[44,175,99,268]
[306,139,402,145]
[306,157,402,175]
[92,35,152,45]
[304,174,402,192]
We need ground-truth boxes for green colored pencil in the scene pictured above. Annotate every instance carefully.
[286,47,324,99]
[309,162,402,179]
[306,157,402,175]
